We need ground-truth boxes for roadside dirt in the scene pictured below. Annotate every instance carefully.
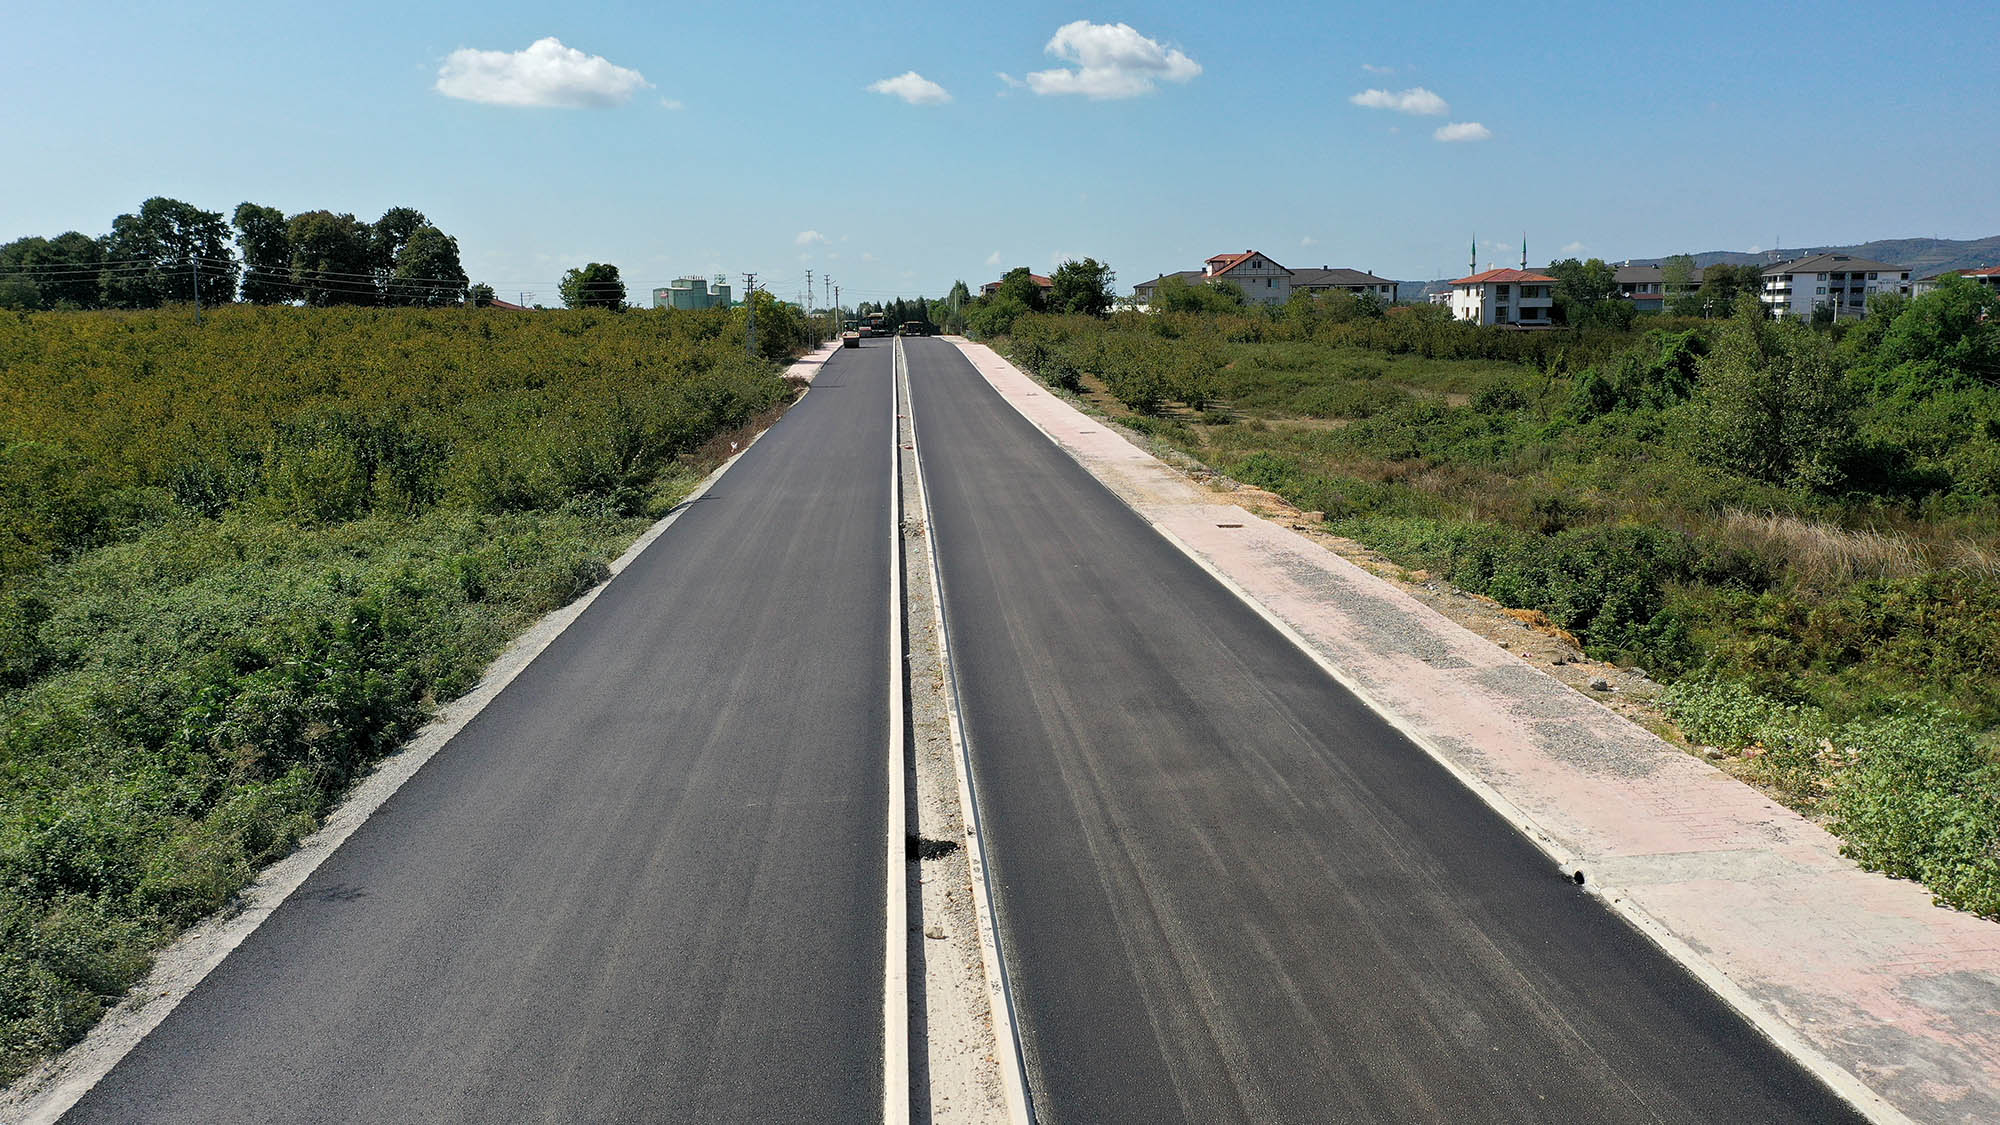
[900,376,1008,1123]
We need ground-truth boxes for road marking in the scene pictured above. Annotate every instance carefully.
[902,338,1037,1125]
[0,361,827,1125]
[949,339,1914,1125]
[884,338,912,1125]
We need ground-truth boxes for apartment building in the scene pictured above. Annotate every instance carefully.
[1446,268,1556,326]
[1760,253,1910,319]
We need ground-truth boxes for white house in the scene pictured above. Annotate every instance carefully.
[1447,268,1556,326]
[1913,266,2000,297]
[1203,251,1293,305]
[1759,253,1910,319]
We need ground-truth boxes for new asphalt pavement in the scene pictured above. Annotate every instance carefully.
[63,341,898,1123]
[902,335,1860,1124]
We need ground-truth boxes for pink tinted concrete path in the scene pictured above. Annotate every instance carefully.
[946,338,2000,1125]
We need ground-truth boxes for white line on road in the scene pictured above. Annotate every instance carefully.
[903,338,1036,1125]
[884,338,912,1125]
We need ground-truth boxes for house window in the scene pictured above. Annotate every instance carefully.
[1267,278,1273,287]
[1816,286,1826,295]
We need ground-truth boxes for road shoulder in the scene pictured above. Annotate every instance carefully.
[945,337,2000,1125]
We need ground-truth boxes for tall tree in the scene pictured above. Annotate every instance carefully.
[1545,257,1624,328]
[391,226,469,307]
[0,233,107,310]
[994,267,1047,313]
[371,207,429,304]
[100,197,238,309]
[559,262,625,309]
[1684,294,1855,490]
[286,211,375,306]
[233,202,291,304]
[1050,257,1116,316]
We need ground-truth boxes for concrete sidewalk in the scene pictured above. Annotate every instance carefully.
[947,339,2000,1125]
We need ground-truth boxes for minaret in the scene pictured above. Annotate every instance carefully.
[1469,235,1477,277]
[1521,234,1528,270]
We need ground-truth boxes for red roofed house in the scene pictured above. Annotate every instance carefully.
[980,273,1055,298]
[1913,266,2000,298]
[1447,268,1557,326]
[1203,250,1293,305]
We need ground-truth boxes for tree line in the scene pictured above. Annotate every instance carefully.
[0,196,470,310]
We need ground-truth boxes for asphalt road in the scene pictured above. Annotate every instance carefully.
[903,336,1861,1124]
[65,341,898,1123]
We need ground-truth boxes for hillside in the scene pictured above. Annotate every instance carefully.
[1398,235,2000,299]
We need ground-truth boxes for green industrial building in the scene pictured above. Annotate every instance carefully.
[652,276,733,310]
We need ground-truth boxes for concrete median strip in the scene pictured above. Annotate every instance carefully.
[1,341,844,1125]
[901,338,1035,1124]
[946,337,2000,1125]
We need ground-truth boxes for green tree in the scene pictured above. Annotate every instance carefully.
[0,234,105,310]
[993,267,1047,313]
[467,282,496,307]
[286,211,375,306]
[233,202,291,304]
[1050,257,1116,316]
[1545,257,1632,329]
[1874,273,2000,387]
[391,226,468,307]
[100,197,238,309]
[1154,274,1245,313]
[1683,294,1855,490]
[371,207,429,304]
[1697,262,1765,316]
[560,262,626,309]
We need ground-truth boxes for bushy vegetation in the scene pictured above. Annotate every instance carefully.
[0,303,813,1079]
[991,275,2000,917]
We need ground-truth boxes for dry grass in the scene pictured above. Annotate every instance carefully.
[1710,509,2000,585]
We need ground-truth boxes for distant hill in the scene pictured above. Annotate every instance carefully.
[1397,235,2000,300]
[1611,236,2000,278]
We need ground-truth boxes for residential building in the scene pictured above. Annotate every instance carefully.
[1612,263,1703,313]
[1130,270,1204,304]
[1129,255,1394,307]
[980,273,1054,298]
[1759,253,1910,319]
[1447,268,1556,326]
[653,276,732,310]
[1290,267,1396,301]
[1914,266,2000,297]
[1202,250,1292,305]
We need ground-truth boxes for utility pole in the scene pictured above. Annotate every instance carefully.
[190,255,203,324]
[806,269,814,314]
[742,272,757,357]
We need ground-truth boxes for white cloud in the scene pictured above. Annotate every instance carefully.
[1025,21,1201,99]
[826,252,840,261]
[660,98,684,110]
[997,72,1025,89]
[868,71,951,105]
[1349,86,1448,115]
[1560,241,1587,255]
[436,37,650,108]
[795,230,828,246]
[984,250,1003,266]
[1301,235,1319,247]
[861,252,879,263]
[1434,121,1492,142]
[1362,63,1396,75]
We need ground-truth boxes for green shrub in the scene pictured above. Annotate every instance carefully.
[1833,713,2000,917]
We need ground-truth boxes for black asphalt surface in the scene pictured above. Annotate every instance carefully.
[65,342,897,1123]
[903,336,1860,1124]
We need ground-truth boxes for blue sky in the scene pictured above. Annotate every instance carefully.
[5,2,1997,301]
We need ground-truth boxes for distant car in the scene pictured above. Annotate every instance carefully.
[856,324,871,337]
[901,321,928,337]
[841,331,860,348]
